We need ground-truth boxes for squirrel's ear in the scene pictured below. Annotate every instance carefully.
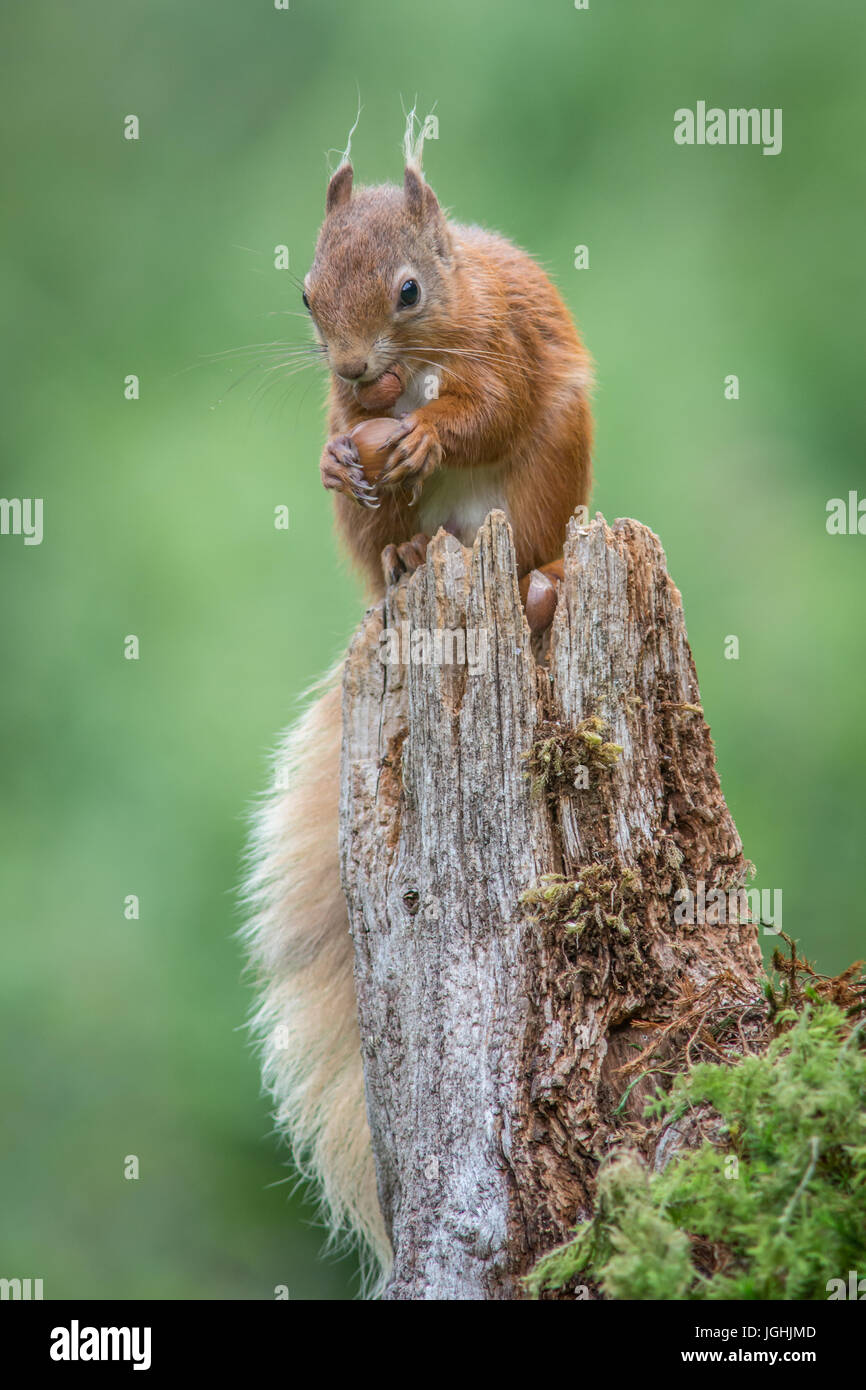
[326,162,353,214]
[404,165,440,223]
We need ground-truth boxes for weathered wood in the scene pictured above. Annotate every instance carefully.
[340,511,762,1300]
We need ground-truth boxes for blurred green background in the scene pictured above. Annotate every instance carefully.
[1,0,864,1300]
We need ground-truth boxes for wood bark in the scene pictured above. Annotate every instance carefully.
[339,511,763,1300]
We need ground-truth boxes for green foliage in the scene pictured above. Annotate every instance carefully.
[528,1005,866,1300]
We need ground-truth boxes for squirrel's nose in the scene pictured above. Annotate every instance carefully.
[335,359,368,381]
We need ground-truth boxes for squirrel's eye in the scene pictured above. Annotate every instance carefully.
[398,279,420,307]
[302,290,310,310]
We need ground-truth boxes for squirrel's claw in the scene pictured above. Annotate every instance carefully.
[378,414,442,494]
[351,473,381,509]
[321,433,381,509]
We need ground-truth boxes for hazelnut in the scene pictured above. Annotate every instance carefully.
[355,368,403,411]
[349,417,397,482]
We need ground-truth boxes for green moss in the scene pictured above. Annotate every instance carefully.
[527,1003,866,1300]
[524,716,622,800]
[525,1153,694,1300]
[519,863,641,940]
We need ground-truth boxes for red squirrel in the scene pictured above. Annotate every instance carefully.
[309,157,592,611]
[245,142,593,1287]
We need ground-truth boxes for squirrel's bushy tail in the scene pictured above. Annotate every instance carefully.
[242,663,390,1287]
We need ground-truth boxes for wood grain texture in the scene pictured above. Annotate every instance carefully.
[340,511,762,1300]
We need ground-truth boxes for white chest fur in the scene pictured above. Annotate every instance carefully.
[391,366,509,543]
[417,463,509,546]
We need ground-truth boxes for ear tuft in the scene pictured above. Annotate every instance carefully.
[404,165,424,219]
[326,162,353,215]
[404,165,441,223]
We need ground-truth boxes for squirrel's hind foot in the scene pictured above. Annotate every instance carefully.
[381,532,430,588]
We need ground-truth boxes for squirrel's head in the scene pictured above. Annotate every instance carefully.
[303,162,456,391]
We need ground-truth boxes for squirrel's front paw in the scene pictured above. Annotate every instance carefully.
[378,414,442,505]
[320,435,379,510]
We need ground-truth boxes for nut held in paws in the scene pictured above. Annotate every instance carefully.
[348,418,398,482]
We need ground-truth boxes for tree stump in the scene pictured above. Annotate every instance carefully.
[339,511,762,1300]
